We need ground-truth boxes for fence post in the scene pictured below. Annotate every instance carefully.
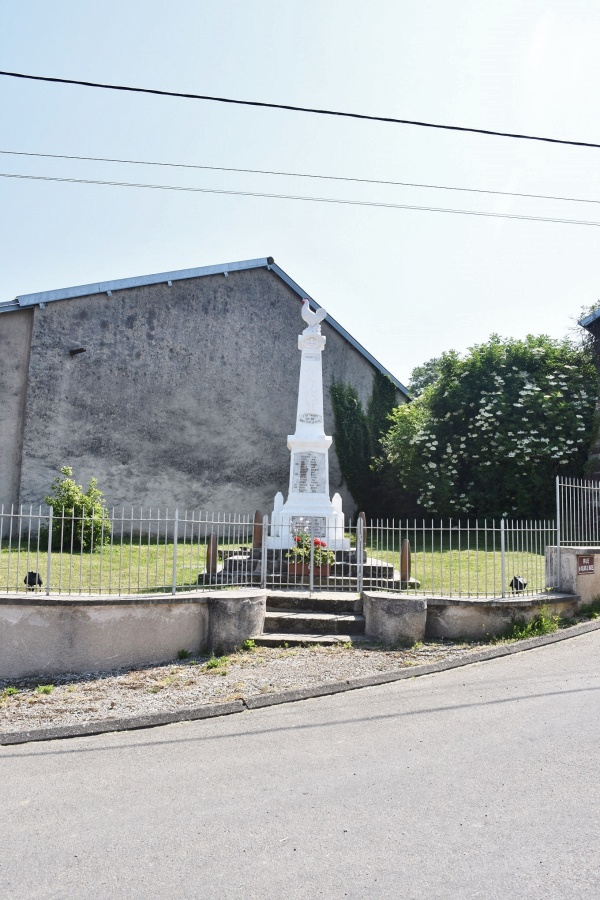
[261,515,268,589]
[45,506,53,596]
[356,516,364,594]
[309,523,315,593]
[555,475,561,592]
[500,518,506,598]
[172,509,179,595]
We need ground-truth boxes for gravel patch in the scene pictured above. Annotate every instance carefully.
[0,640,488,734]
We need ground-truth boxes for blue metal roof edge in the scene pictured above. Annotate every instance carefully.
[8,257,271,308]
[0,255,409,397]
[579,308,600,329]
[269,263,409,398]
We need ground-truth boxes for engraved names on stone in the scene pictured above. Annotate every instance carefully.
[292,451,326,494]
[290,515,327,538]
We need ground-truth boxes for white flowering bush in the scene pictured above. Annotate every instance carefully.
[381,335,598,517]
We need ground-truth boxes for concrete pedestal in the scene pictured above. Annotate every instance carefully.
[207,593,266,653]
[545,546,600,604]
[363,592,427,645]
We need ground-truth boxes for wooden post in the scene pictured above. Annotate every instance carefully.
[252,509,263,551]
[205,532,219,576]
[400,538,411,583]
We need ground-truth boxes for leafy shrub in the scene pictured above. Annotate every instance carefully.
[382,335,597,518]
[44,466,111,551]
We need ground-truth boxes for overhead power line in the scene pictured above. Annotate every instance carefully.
[2,148,599,207]
[1,69,600,151]
[2,171,600,228]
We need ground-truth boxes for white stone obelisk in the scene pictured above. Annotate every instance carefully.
[268,299,349,550]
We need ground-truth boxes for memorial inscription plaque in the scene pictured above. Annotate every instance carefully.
[292,452,326,493]
[290,515,327,538]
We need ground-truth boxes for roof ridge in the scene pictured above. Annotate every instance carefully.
[1,256,409,397]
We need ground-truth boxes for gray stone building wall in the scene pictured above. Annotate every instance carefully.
[1,263,406,515]
[0,308,33,510]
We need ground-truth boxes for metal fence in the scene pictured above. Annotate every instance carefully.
[556,476,600,547]
[1,504,557,597]
[0,506,256,596]
[365,518,557,597]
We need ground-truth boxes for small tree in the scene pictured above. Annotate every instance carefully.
[45,466,111,551]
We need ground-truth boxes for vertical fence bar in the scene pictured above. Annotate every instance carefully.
[500,518,506,598]
[555,476,561,590]
[261,515,268,589]
[356,515,364,594]
[309,523,314,594]
[172,509,179,595]
[45,506,53,595]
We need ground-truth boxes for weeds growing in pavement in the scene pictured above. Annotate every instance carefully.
[205,656,228,670]
[2,687,18,697]
[502,606,560,642]
[578,598,600,619]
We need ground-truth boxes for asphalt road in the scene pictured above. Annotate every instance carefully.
[2,632,600,900]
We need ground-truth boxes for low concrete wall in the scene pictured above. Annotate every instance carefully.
[0,589,266,679]
[425,595,580,641]
[363,592,426,645]
[546,546,600,604]
[361,590,580,644]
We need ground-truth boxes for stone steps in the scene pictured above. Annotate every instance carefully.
[264,609,365,635]
[254,632,371,648]
[258,589,367,646]
[266,591,361,613]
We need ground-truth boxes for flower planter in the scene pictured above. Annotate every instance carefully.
[286,562,331,578]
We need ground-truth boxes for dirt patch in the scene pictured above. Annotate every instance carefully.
[0,640,488,734]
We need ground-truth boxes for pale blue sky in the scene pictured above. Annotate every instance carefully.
[2,1,600,385]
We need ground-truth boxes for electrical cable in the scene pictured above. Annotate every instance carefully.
[1,69,600,150]
[1,148,599,206]
[2,171,600,227]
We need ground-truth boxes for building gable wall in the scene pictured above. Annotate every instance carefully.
[0,308,33,510]
[7,266,402,514]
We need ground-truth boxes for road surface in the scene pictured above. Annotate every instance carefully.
[2,631,600,898]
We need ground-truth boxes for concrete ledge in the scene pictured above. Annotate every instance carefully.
[425,592,579,640]
[363,592,426,644]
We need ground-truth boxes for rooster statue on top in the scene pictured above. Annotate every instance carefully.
[301,298,327,334]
